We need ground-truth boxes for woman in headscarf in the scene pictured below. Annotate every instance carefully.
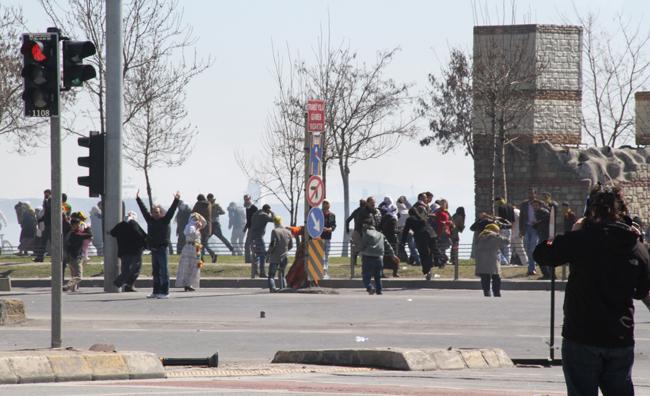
[15,202,37,256]
[379,199,400,277]
[475,223,509,297]
[176,212,207,292]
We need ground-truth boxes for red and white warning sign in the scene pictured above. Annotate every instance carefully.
[307,99,325,132]
[306,175,325,207]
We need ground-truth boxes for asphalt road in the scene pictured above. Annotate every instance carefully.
[1,287,649,395]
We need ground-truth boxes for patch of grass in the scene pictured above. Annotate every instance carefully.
[0,254,567,280]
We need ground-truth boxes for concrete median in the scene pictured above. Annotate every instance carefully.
[0,349,165,384]
[272,347,514,371]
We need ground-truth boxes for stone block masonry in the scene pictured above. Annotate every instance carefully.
[637,92,650,145]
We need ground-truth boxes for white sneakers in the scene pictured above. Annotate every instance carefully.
[146,293,170,299]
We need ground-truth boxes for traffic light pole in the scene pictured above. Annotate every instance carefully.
[49,36,62,348]
[103,0,123,292]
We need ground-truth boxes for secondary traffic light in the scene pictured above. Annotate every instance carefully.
[62,40,96,89]
[21,32,58,117]
[78,131,105,197]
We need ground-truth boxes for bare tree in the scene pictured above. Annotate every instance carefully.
[237,112,305,227]
[237,50,306,226]
[278,35,417,256]
[578,12,650,147]
[122,60,197,209]
[41,0,211,206]
[472,30,542,210]
[0,6,46,153]
[419,48,474,158]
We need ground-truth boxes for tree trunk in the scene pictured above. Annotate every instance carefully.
[498,118,508,203]
[490,111,498,216]
[144,167,153,210]
[340,162,350,258]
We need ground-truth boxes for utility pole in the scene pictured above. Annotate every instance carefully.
[103,0,123,292]
[48,31,62,348]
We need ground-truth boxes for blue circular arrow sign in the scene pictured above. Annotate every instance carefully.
[307,207,325,239]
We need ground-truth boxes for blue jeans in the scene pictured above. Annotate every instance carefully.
[406,233,420,264]
[150,248,169,295]
[361,255,383,292]
[499,229,511,265]
[252,238,266,277]
[267,257,288,290]
[523,225,539,274]
[323,239,331,275]
[562,338,634,396]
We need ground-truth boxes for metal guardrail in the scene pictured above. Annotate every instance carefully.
[0,239,531,262]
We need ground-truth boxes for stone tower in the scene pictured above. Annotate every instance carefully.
[472,24,583,216]
[472,26,650,225]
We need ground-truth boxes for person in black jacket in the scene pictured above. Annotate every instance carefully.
[400,206,443,280]
[321,200,336,279]
[136,190,180,299]
[243,194,258,264]
[534,185,650,396]
[110,211,147,292]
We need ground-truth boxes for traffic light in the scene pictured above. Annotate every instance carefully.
[78,131,105,197]
[21,32,58,117]
[62,40,96,89]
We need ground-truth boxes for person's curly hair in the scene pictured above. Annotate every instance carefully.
[586,184,628,222]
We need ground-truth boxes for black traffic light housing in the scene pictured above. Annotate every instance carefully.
[78,131,105,197]
[21,32,59,117]
[62,40,96,89]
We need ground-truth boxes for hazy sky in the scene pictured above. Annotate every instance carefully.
[1,0,646,216]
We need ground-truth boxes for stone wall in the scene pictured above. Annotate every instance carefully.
[637,92,650,145]
[475,138,650,229]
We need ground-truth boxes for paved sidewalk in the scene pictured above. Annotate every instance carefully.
[8,277,567,291]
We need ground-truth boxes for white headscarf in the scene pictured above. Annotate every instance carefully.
[125,211,138,222]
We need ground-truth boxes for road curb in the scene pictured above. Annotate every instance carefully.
[7,278,566,291]
[0,350,164,384]
[271,347,514,371]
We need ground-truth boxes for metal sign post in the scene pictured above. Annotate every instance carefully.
[548,205,556,362]
[304,99,326,284]
[47,30,62,348]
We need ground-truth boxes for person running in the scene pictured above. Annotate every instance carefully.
[111,211,147,292]
[206,193,235,255]
[176,212,207,292]
[136,190,180,299]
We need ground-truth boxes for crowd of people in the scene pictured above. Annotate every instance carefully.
[345,192,466,294]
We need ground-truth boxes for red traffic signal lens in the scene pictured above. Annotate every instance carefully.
[31,42,46,62]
